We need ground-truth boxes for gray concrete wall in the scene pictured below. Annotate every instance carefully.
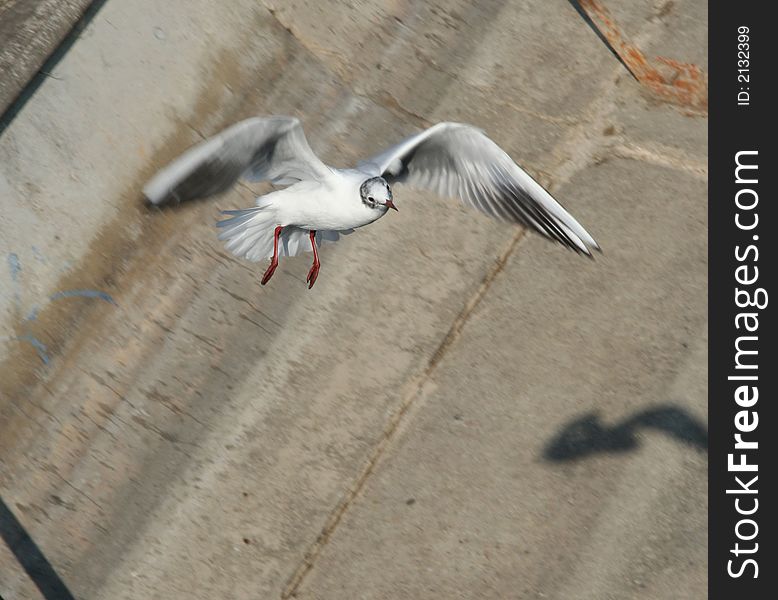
[1,1,707,598]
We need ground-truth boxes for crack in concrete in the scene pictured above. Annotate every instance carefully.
[44,466,104,512]
[262,1,575,133]
[281,226,528,599]
[367,91,432,129]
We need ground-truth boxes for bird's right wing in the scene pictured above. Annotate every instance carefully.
[359,122,599,255]
[143,117,331,204]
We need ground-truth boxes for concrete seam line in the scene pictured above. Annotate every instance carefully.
[281,227,527,599]
[608,142,708,180]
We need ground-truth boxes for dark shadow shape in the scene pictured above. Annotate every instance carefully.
[0,497,76,600]
[544,405,708,461]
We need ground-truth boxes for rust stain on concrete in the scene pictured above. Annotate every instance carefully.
[577,0,707,112]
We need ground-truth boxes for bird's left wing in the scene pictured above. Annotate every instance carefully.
[143,116,331,204]
[359,122,599,255]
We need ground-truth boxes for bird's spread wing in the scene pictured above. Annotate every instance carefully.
[359,122,599,255]
[143,117,331,204]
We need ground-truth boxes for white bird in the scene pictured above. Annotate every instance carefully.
[144,116,599,288]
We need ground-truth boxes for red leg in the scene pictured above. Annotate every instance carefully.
[261,226,283,285]
[306,230,321,289]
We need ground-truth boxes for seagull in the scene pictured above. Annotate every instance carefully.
[144,116,599,288]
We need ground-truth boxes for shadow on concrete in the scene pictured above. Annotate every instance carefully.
[543,404,708,461]
[0,496,75,600]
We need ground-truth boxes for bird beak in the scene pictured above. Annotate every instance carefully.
[384,200,398,212]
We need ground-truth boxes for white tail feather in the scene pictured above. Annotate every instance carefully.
[216,205,350,261]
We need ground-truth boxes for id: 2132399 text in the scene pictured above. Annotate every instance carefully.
[737,26,750,106]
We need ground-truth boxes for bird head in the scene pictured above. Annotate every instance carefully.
[360,177,397,212]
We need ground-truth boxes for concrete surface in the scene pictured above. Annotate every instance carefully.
[0,0,94,115]
[0,1,707,599]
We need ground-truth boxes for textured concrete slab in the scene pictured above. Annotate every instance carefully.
[1,0,706,599]
[0,0,94,115]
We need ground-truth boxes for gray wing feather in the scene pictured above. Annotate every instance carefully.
[360,122,599,255]
[143,117,331,205]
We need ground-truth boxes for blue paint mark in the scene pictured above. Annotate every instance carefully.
[15,334,50,365]
[7,253,21,281]
[31,245,47,263]
[7,253,23,309]
[26,304,40,321]
[49,289,117,305]
[2,254,117,366]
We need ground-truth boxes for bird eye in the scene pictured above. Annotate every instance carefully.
[368,196,374,202]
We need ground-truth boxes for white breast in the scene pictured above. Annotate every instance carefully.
[273,170,385,231]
